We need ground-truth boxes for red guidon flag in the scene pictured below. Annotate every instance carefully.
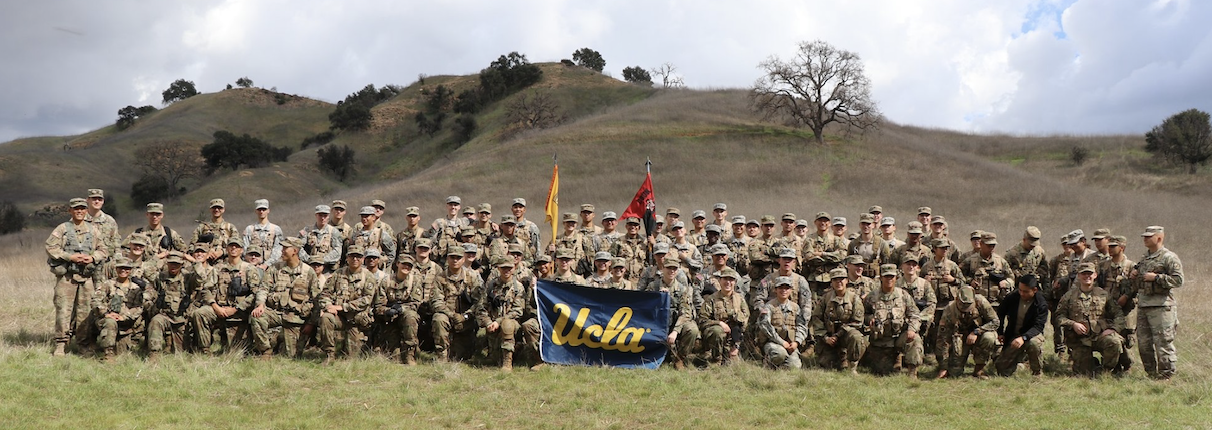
[621,172,656,237]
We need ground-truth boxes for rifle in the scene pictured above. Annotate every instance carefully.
[66,280,83,340]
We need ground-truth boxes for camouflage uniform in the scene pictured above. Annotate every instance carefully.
[396,222,426,259]
[84,207,121,260]
[1004,238,1050,287]
[192,219,240,258]
[698,270,749,364]
[1098,241,1136,369]
[90,262,145,356]
[251,257,319,357]
[431,257,485,361]
[318,258,379,360]
[348,214,397,268]
[846,232,893,279]
[1123,229,1183,379]
[191,251,262,353]
[611,233,649,284]
[300,218,343,267]
[372,260,430,364]
[758,281,808,369]
[801,217,847,296]
[654,261,697,368]
[896,271,935,369]
[922,251,963,362]
[135,224,186,259]
[962,248,1013,307]
[864,274,923,375]
[936,288,999,378]
[476,266,529,369]
[45,205,107,351]
[812,270,867,372]
[1055,280,1124,376]
[146,254,206,356]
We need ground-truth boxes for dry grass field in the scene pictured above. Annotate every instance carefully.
[1,75,1210,427]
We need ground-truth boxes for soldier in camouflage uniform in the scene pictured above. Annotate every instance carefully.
[145,252,203,360]
[552,213,591,274]
[744,217,760,240]
[669,221,702,272]
[431,249,484,362]
[831,217,849,249]
[191,238,263,354]
[758,276,808,369]
[95,233,160,285]
[578,204,604,237]
[510,198,542,259]
[610,217,648,284]
[726,216,751,274]
[879,217,902,250]
[299,205,343,268]
[370,199,396,244]
[602,258,634,290]
[394,206,426,259]
[844,255,878,301]
[802,212,847,299]
[962,232,1013,308]
[846,213,893,279]
[91,257,144,360]
[45,198,107,355]
[372,255,428,365]
[192,198,241,262]
[711,203,729,228]
[251,237,319,359]
[1124,226,1183,380]
[1055,262,1124,376]
[746,215,778,281]
[890,221,929,267]
[595,211,622,253]
[84,189,121,259]
[328,200,354,247]
[748,248,812,329]
[1087,228,1111,264]
[487,216,528,265]
[656,258,697,370]
[429,196,470,258]
[864,264,922,377]
[550,248,587,284]
[348,206,396,268]
[135,203,185,260]
[243,199,284,266]
[586,251,614,288]
[957,229,983,265]
[318,246,379,364]
[1004,226,1050,291]
[812,268,866,373]
[896,258,935,372]
[688,210,709,246]
[478,259,529,371]
[699,267,748,365]
[1100,235,1136,372]
[936,286,999,379]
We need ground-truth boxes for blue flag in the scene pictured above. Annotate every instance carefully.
[535,280,670,369]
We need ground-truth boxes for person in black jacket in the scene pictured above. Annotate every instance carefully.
[994,274,1049,376]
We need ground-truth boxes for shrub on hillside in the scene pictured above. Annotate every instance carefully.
[115,105,157,131]
[453,89,483,114]
[572,48,606,72]
[236,77,254,88]
[622,66,653,86]
[300,131,336,149]
[415,112,446,137]
[317,144,356,181]
[0,201,24,235]
[200,130,289,173]
[1070,146,1089,166]
[328,84,400,131]
[1145,108,1212,174]
[426,85,454,113]
[479,52,543,101]
[454,115,477,144]
[162,79,199,105]
[130,175,178,207]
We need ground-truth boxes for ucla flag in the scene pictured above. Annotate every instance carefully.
[535,280,670,369]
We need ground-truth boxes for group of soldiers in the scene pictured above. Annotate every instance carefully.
[46,191,1184,379]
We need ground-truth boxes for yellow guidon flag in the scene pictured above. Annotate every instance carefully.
[544,157,559,240]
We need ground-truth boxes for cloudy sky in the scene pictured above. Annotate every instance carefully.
[2,0,1209,143]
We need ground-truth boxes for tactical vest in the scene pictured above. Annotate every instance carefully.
[763,301,799,344]
[215,263,252,306]
[437,271,478,314]
[136,225,176,253]
[1065,289,1111,341]
[969,256,1011,304]
[707,293,744,322]
[154,274,190,317]
[383,274,423,307]
[269,265,314,317]
[330,269,370,307]
[485,279,524,320]
[823,291,859,334]
[305,226,336,257]
[870,290,908,341]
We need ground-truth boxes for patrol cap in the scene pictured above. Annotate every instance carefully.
[414,238,432,249]
[666,208,681,216]
[562,213,577,223]
[980,232,999,245]
[501,215,517,225]
[308,255,327,265]
[652,243,671,255]
[774,276,793,287]
[760,215,777,225]
[255,199,270,210]
[815,212,831,221]
[594,251,613,261]
[930,215,946,225]
[69,198,88,208]
[114,257,135,269]
[478,203,492,214]
[776,248,797,259]
[795,219,809,228]
[281,237,303,249]
[331,200,347,210]
[146,203,164,213]
[868,205,883,214]
[359,206,376,216]
[1092,228,1111,240]
[315,205,331,214]
[508,243,525,254]
[969,230,984,240]
[397,254,416,266]
[246,247,263,256]
[731,215,746,225]
[346,246,366,257]
[958,286,976,306]
[365,248,382,259]
[1065,229,1085,245]
[128,234,149,247]
[512,198,527,207]
[443,248,463,259]
[670,221,685,230]
[906,221,924,235]
[859,213,875,224]
[210,198,225,208]
[880,264,898,277]
[611,258,626,269]
[1078,262,1097,273]
[462,243,478,254]
[655,214,665,224]
[625,216,640,225]
[662,259,681,269]
[1024,226,1042,241]
[832,217,847,226]
[496,259,515,269]
[190,242,209,253]
[405,206,420,216]
[917,206,932,215]
[931,238,951,248]
[713,203,728,211]
[829,267,848,279]
[881,217,896,227]
[446,196,462,205]
[781,213,797,222]
[847,232,859,240]
[1108,235,1127,246]
[710,244,730,255]
[689,210,704,219]
[165,251,186,265]
[717,267,740,280]
[705,224,723,234]
[746,218,759,226]
[88,189,105,198]
[535,254,552,264]
[555,248,576,260]
[844,254,865,265]
[900,257,920,266]
[459,226,475,236]
[580,204,595,213]
[462,207,475,216]
[1141,226,1164,237]
[371,199,386,209]
[602,211,617,221]
[226,237,244,247]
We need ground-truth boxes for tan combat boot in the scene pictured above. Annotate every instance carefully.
[402,349,417,366]
[322,352,335,366]
[103,347,116,363]
[673,358,685,370]
[147,351,160,363]
[52,341,67,357]
[905,366,918,380]
[501,351,513,372]
[259,349,273,361]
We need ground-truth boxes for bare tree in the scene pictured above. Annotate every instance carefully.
[134,140,205,191]
[506,90,565,131]
[750,40,880,143]
[650,63,685,89]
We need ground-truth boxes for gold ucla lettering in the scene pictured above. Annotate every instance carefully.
[551,303,646,353]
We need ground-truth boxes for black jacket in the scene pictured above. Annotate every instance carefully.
[996,291,1048,341]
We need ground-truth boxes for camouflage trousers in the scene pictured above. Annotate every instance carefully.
[1137,305,1177,378]
[1066,331,1123,376]
[319,311,372,357]
[924,306,947,363]
[52,275,93,343]
[376,309,422,356]
[763,341,802,369]
[190,305,251,352]
[146,313,188,353]
[941,331,997,376]
[816,327,867,370]
[700,322,744,363]
[521,318,542,361]
[994,335,1044,376]
[95,314,144,350]
[432,313,478,361]
[485,318,522,353]
[867,332,923,375]
[670,323,700,362]
[249,309,306,357]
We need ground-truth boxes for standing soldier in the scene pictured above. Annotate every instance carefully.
[832,217,850,248]
[578,204,603,236]
[510,198,542,259]
[472,203,497,249]
[477,259,528,371]
[595,211,622,253]
[844,255,878,301]
[1004,226,1050,289]
[915,207,932,230]
[431,249,484,362]
[1100,235,1136,372]
[890,221,929,267]
[251,237,319,359]
[192,238,262,354]
[373,255,427,365]
[135,203,185,260]
[96,234,159,284]
[243,199,284,266]
[46,198,107,355]
[879,217,902,250]
[746,215,778,281]
[1055,262,1125,376]
[927,217,961,263]
[349,206,396,268]
[711,203,729,228]
[429,196,469,258]
[812,268,866,374]
[551,213,590,272]
[922,238,964,364]
[610,217,648,284]
[865,264,922,377]
[300,205,343,269]
[776,213,805,263]
[395,206,426,259]
[192,199,240,262]
[757,276,808,369]
[329,200,354,245]
[936,286,999,379]
[802,212,847,298]
[689,210,709,246]
[1048,233,1075,356]
[369,199,395,242]
[699,267,748,365]
[318,246,378,364]
[1125,226,1183,380]
[896,258,934,373]
[962,232,1013,308]
[145,252,200,360]
[85,189,121,259]
[1087,228,1112,264]
[586,252,614,288]
[90,257,144,361]
[994,274,1049,377]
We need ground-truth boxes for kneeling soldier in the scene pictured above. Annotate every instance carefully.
[865,264,922,377]
[758,276,808,369]
[478,258,527,371]
[813,267,866,374]
[318,246,379,364]
[699,267,749,365]
[146,252,199,360]
[373,255,427,365]
[191,238,262,354]
[92,257,145,361]
[1056,262,1124,376]
[432,249,484,362]
[252,237,319,359]
[936,286,999,379]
